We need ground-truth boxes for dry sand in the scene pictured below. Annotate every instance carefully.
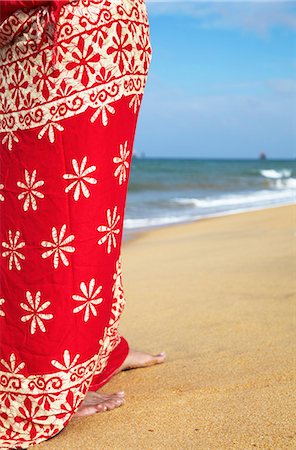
[33,204,296,450]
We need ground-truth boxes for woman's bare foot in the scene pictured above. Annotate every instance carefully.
[73,350,166,418]
[73,391,125,418]
[118,349,166,373]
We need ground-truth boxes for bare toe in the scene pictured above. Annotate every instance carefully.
[74,391,125,418]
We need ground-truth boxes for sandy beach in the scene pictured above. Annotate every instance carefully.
[32,204,296,450]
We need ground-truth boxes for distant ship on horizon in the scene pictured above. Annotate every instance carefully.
[259,152,267,160]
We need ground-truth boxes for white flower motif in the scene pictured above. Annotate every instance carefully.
[63,156,97,201]
[0,353,25,374]
[129,93,141,113]
[1,131,19,151]
[51,350,80,371]
[110,256,125,325]
[38,121,64,143]
[0,298,5,317]
[97,206,120,254]
[72,278,103,322]
[41,224,75,268]
[17,169,45,211]
[113,140,130,185]
[0,183,4,202]
[2,230,25,270]
[20,290,53,334]
[90,103,115,126]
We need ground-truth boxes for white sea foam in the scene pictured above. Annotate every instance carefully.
[124,214,198,229]
[125,188,296,230]
[260,169,292,179]
[260,167,296,189]
[172,188,296,209]
[275,177,296,189]
[123,200,295,231]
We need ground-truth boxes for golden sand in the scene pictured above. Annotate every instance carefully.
[32,204,296,450]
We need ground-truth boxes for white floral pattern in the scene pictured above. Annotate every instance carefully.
[90,103,116,127]
[72,278,103,322]
[41,224,75,268]
[129,93,141,113]
[113,140,130,185]
[110,256,126,325]
[51,350,80,371]
[17,169,45,211]
[0,298,5,317]
[1,230,25,271]
[20,291,53,334]
[0,353,25,374]
[97,207,121,254]
[63,156,97,201]
[37,122,65,143]
[1,131,19,151]
[0,183,4,201]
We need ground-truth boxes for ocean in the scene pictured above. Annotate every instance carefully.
[123,158,296,238]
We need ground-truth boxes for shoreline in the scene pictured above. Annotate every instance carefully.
[122,199,296,246]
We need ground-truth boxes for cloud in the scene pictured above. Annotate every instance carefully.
[146,1,296,36]
[137,83,296,158]
[208,79,296,95]
[267,78,296,95]
[144,74,296,128]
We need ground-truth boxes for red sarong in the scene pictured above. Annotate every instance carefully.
[0,0,152,447]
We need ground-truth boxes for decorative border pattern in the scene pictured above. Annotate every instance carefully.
[95,255,126,376]
[0,0,152,149]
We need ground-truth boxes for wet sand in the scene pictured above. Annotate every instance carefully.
[33,204,296,450]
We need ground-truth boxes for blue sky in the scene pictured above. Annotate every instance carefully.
[134,1,296,159]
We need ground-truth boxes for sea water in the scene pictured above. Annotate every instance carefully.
[123,158,296,237]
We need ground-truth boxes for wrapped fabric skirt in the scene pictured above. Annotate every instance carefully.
[0,0,152,447]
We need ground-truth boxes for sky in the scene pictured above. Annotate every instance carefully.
[134,1,296,159]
